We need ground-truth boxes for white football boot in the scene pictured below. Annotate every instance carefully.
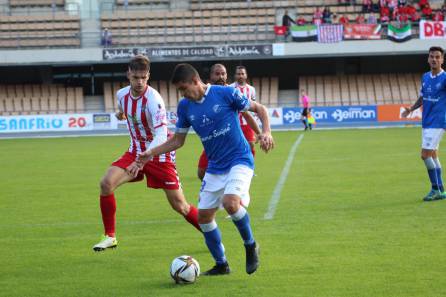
[93,235,118,252]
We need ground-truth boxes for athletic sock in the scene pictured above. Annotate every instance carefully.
[424,157,439,190]
[184,205,201,232]
[230,207,255,246]
[200,221,227,265]
[100,193,116,237]
[433,158,444,192]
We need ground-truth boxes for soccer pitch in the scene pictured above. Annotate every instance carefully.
[1,128,446,297]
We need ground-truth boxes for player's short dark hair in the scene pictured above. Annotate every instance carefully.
[429,46,444,56]
[171,63,200,84]
[210,63,226,75]
[129,55,150,72]
[235,65,247,73]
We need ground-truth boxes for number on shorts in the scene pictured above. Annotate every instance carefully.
[200,180,206,192]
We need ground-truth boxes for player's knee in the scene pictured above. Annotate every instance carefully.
[100,178,115,195]
[222,199,239,214]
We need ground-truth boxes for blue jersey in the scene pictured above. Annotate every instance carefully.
[176,85,254,174]
[421,70,446,128]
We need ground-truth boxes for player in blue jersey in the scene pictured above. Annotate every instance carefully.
[402,46,446,201]
[128,63,274,275]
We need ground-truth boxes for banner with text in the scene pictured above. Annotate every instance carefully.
[282,106,377,125]
[0,114,94,133]
[343,24,381,40]
[103,45,273,60]
[420,20,446,39]
[377,104,422,122]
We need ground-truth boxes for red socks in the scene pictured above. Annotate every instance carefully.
[100,193,116,237]
[184,205,201,232]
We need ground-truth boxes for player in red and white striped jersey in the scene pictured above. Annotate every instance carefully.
[230,66,258,157]
[93,55,200,252]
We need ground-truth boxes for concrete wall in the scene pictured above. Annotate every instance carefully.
[1,38,446,66]
[274,39,446,58]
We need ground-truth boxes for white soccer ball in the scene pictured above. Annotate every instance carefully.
[170,255,200,284]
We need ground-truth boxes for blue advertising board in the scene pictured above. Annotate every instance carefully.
[282,106,377,125]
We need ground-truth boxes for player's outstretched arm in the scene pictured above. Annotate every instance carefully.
[402,96,422,118]
[127,133,187,177]
[241,111,261,140]
[248,101,274,152]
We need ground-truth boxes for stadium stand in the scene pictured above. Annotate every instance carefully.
[298,73,421,106]
[0,0,81,49]
[0,13,81,48]
[100,8,276,46]
[101,77,280,112]
[9,0,65,8]
[0,84,84,115]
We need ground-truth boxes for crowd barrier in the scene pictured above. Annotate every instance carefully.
[0,104,421,134]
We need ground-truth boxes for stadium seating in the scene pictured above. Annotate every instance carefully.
[115,0,170,6]
[0,84,84,115]
[0,13,81,48]
[103,77,279,111]
[101,8,276,46]
[9,0,65,7]
[298,73,421,106]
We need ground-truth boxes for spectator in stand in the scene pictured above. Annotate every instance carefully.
[313,7,323,24]
[332,14,340,24]
[101,28,112,47]
[406,3,420,21]
[418,0,429,10]
[356,14,366,23]
[282,10,296,38]
[367,13,378,23]
[441,4,446,15]
[422,3,433,19]
[296,15,306,25]
[363,0,373,13]
[380,4,390,22]
[339,14,350,24]
[433,10,445,21]
[398,0,407,7]
[322,7,332,23]
[388,0,398,13]
[393,4,409,23]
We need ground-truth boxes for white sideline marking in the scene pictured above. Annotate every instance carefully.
[264,134,304,220]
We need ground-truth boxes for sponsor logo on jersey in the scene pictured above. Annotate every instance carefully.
[213,104,222,113]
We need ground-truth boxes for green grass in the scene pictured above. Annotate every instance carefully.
[1,128,446,297]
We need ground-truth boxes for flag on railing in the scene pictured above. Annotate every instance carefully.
[343,24,382,40]
[274,25,287,36]
[317,24,343,43]
[387,23,412,42]
[290,25,318,42]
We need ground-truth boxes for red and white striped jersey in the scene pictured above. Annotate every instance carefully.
[230,82,256,127]
[117,85,175,163]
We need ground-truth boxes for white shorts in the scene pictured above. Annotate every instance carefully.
[198,164,254,209]
[422,128,445,150]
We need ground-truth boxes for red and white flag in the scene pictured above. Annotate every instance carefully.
[317,24,343,43]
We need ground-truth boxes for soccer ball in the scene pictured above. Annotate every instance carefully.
[170,255,200,284]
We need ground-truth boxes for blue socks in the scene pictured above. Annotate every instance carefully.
[433,158,444,192]
[424,157,444,191]
[230,207,255,246]
[200,221,226,265]
[199,207,255,265]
